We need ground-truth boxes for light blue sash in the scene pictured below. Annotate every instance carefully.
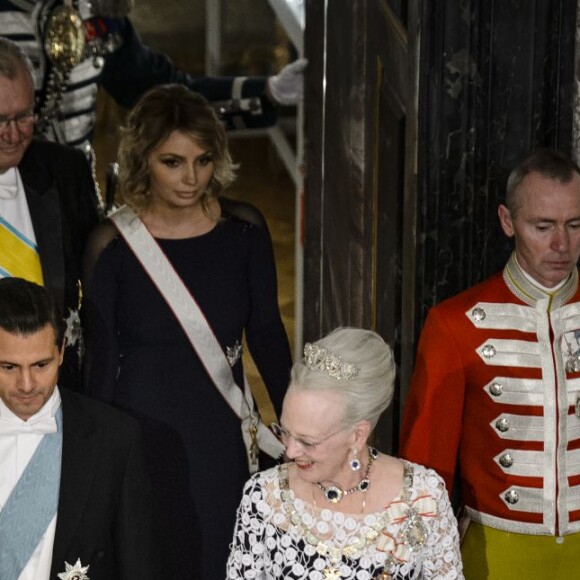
[0,407,63,580]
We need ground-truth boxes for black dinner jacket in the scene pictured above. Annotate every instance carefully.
[48,388,164,579]
[19,139,100,315]
[18,140,101,390]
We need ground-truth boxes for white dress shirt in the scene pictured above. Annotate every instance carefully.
[0,388,61,580]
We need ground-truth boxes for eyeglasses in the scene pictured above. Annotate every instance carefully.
[0,108,36,133]
[270,422,347,450]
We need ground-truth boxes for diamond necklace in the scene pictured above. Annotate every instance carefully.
[316,446,379,503]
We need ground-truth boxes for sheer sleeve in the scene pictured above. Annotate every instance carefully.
[82,220,121,401]
[220,196,269,229]
[226,474,268,579]
[82,219,118,291]
[221,199,292,418]
[245,220,293,418]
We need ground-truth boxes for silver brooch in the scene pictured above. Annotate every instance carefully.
[64,308,82,348]
[400,507,428,549]
[226,340,243,366]
[563,330,580,372]
[567,355,580,373]
[58,559,90,580]
[303,343,360,380]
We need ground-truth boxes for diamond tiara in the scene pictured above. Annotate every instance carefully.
[303,343,360,381]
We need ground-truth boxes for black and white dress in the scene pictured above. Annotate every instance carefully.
[227,461,464,580]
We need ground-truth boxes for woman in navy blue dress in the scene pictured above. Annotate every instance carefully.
[83,85,292,580]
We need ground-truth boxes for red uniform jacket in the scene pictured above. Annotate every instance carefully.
[401,253,580,535]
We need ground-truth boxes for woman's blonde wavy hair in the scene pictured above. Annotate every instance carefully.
[118,84,237,215]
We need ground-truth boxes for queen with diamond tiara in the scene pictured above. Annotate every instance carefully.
[227,327,464,579]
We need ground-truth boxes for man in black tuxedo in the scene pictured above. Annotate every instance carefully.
[0,277,162,579]
[0,38,101,391]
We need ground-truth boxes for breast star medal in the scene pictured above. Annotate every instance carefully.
[57,559,90,580]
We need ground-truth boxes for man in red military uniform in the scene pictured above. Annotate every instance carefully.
[401,148,580,579]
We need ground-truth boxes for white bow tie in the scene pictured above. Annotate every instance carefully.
[0,415,57,436]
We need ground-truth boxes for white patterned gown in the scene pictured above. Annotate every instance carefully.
[227,461,464,580]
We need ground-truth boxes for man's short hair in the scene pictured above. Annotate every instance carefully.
[0,37,35,94]
[0,278,64,345]
[505,149,580,215]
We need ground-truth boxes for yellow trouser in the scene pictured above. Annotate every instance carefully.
[462,521,580,579]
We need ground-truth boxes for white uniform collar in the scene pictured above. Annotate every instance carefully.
[503,252,578,309]
[515,254,569,293]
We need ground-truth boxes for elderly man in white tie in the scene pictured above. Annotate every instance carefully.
[0,277,162,580]
[0,38,101,392]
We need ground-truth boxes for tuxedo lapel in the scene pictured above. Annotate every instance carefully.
[18,144,66,312]
[50,389,100,575]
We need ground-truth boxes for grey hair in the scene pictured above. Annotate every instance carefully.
[0,37,35,96]
[289,327,396,430]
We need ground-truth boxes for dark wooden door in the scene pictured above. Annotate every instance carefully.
[303,0,420,453]
[302,0,576,454]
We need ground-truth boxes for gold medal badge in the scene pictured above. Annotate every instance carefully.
[44,2,85,73]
